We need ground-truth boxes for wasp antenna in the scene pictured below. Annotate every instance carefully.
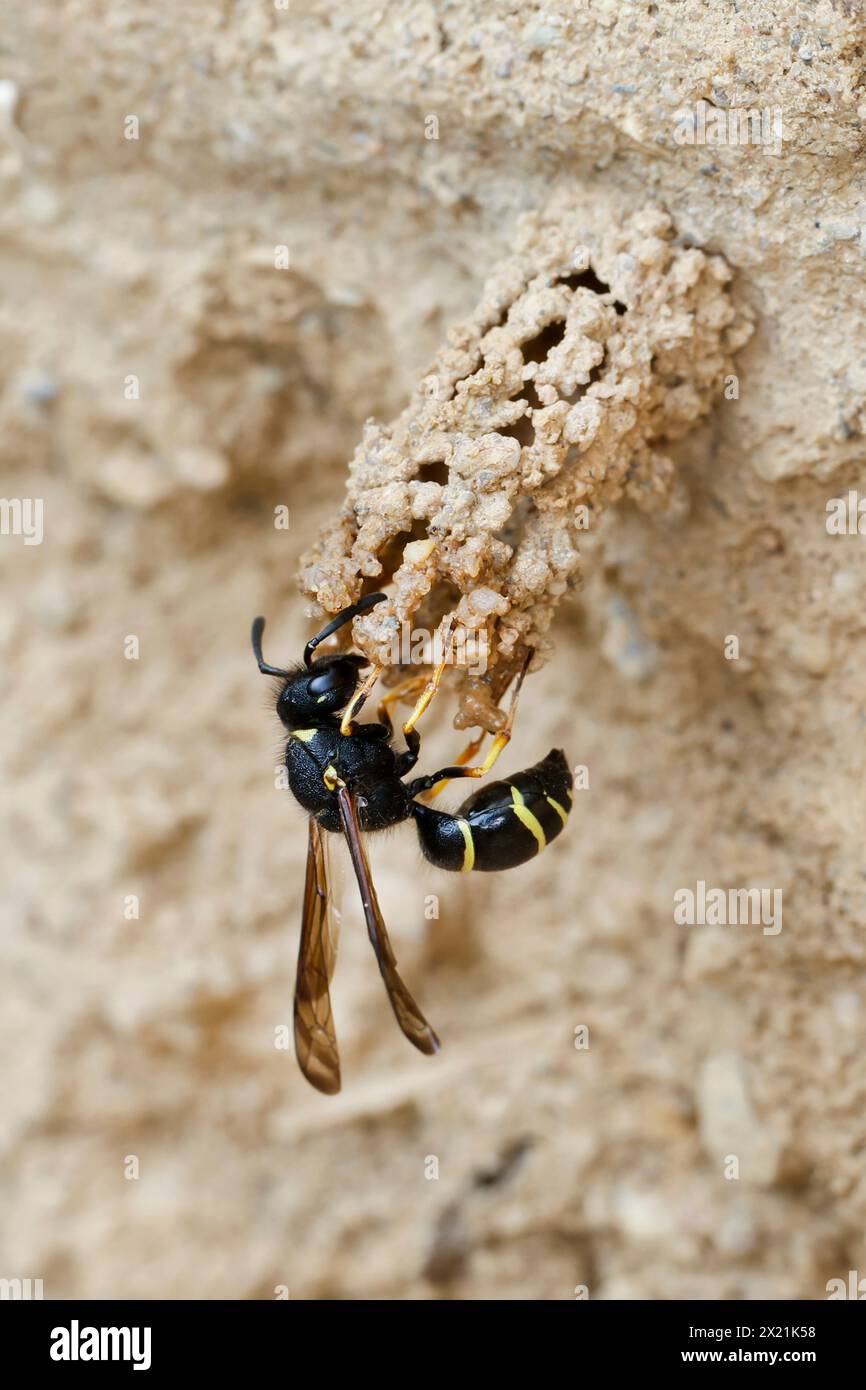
[251,616,291,677]
[303,591,388,667]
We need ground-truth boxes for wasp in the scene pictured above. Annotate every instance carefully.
[252,591,572,1094]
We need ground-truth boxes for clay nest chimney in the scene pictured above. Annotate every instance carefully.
[299,205,753,733]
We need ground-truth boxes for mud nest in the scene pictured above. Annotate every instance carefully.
[299,205,752,732]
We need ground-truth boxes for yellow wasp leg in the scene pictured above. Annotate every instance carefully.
[340,661,384,736]
[414,649,532,796]
[401,614,456,741]
[421,733,485,802]
[376,672,428,736]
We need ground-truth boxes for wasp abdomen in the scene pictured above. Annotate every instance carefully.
[413,749,572,873]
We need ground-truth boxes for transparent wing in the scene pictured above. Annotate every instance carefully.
[336,785,440,1057]
[294,816,341,1094]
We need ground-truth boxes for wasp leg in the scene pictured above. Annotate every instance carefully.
[403,615,456,735]
[375,672,430,776]
[340,661,384,736]
[396,615,456,773]
[377,673,428,737]
[406,650,531,797]
[417,732,485,802]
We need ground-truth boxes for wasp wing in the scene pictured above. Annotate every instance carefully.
[294,815,341,1094]
[336,785,440,1057]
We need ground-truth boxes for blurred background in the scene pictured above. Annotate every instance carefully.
[2,2,866,1299]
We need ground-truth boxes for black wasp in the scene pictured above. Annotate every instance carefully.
[252,591,572,1094]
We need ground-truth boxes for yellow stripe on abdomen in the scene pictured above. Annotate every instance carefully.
[510,784,546,853]
[545,795,569,826]
[457,818,475,872]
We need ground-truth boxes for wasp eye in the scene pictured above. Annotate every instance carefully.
[308,668,343,696]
